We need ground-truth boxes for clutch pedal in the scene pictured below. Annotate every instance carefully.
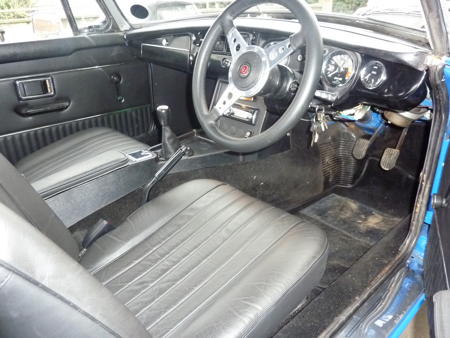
[380,127,409,171]
[353,123,384,160]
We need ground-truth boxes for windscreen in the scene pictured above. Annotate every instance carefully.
[115,0,428,30]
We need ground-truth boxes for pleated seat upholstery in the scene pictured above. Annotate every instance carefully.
[81,179,329,337]
[16,127,148,196]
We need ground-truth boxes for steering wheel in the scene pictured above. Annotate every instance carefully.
[192,0,323,153]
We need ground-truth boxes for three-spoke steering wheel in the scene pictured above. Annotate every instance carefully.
[192,0,323,153]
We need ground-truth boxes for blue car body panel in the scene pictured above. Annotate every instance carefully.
[390,58,450,336]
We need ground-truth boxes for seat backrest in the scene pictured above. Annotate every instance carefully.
[0,154,79,257]
[0,203,149,338]
[0,153,149,337]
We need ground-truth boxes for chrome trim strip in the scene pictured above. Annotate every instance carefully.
[141,43,190,54]
[102,0,131,31]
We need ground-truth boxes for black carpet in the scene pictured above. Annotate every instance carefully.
[299,193,402,290]
[274,216,409,337]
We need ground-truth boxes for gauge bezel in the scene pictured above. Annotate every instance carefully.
[360,60,387,90]
[322,50,356,88]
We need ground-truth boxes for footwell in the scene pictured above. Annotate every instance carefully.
[299,193,402,289]
[274,193,409,337]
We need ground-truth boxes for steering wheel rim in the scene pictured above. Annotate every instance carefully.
[192,0,323,153]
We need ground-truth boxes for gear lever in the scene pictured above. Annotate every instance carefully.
[157,105,180,160]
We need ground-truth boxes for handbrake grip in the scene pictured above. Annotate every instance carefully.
[141,145,188,204]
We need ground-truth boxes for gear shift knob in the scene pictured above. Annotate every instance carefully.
[156,105,180,160]
[156,105,170,127]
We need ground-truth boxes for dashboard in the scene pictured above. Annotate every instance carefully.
[127,17,429,113]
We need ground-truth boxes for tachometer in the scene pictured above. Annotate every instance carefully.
[360,60,387,90]
[323,50,355,87]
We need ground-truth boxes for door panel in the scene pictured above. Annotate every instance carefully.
[425,148,450,335]
[0,34,127,67]
[0,105,156,164]
[0,34,157,163]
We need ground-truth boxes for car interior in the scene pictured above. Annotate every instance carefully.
[0,0,433,337]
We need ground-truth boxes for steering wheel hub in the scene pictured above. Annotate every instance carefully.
[238,63,250,78]
[230,47,269,95]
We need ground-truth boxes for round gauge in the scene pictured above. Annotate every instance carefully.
[322,50,355,87]
[360,60,387,90]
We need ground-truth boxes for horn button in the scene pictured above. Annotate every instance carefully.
[231,51,266,93]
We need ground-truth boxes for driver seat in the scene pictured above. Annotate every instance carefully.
[0,154,328,338]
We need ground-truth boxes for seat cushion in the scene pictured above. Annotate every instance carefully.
[16,128,148,196]
[82,179,328,338]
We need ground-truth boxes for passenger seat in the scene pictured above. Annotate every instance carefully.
[15,127,149,197]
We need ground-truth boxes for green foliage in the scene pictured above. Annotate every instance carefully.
[332,0,368,14]
[0,0,34,20]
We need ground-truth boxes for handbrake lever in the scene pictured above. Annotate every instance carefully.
[141,145,188,204]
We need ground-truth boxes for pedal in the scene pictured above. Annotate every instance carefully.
[380,127,409,171]
[352,138,371,160]
[352,122,385,160]
[380,148,400,171]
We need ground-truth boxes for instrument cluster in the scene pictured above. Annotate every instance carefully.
[321,48,388,91]
[322,49,357,87]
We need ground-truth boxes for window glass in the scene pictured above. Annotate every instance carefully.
[0,0,108,44]
[0,0,72,44]
[67,0,107,33]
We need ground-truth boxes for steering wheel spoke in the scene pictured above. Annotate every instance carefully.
[211,83,242,118]
[221,18,248,59]
[264,30,304,69]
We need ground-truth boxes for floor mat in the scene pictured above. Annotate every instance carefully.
[302,193,401,245]
[298,193,402,289]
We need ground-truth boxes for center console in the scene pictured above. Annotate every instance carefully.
[211,79,269,138]
[45,149,159,228]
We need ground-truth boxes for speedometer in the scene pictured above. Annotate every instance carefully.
[322,50,355,87]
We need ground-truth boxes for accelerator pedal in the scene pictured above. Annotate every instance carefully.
[380,127,409,171]
[380,148,400,171]
[353,123,385,160]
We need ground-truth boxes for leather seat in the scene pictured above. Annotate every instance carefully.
[15,127,149,197]
[0,154,328,338]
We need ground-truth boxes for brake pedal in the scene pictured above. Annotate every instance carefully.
[352,138,371,160]
[380,127,409,171]
[353,123,384,160]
